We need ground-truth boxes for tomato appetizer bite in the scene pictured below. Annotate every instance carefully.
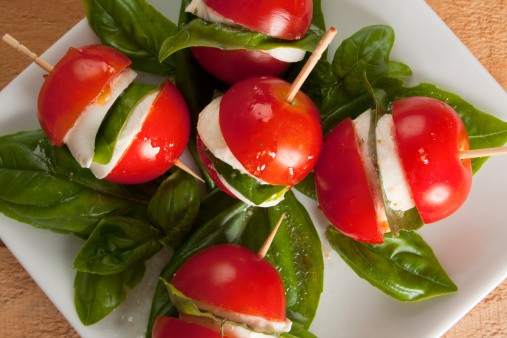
[197,76,323,207]
[315,97,473,243]
[2,0,507,337]
[153,243,291,338]
[186,0,313,83]
[37,44,191,184]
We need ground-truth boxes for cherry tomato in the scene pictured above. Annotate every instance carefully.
[171,244,288,327]
[37,44,131,146]
[204,0,313,40]
[191,47,289,85]
[152,316,228,338]
[219,76,322,186]
[392,96,472,224]
[105,81,191,184]
[314,118,388,244]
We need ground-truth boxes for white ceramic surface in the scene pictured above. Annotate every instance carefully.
[1,1,506,337]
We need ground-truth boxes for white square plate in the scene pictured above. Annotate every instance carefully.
[1,1,506,337]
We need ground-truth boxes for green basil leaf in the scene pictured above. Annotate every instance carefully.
[265,191,323,329]
[385,82,507,172]
[122,262,146,288]
[326,227,457,301]
[387,60,412,80]
[94,83,157,164]
[282,322,318,338]
[294,172,316,200]
[205,148,289,206]
[333,25,395,97]
[0,130,153,236]
[159,19,323,62]
[83,0,178,74]
[73,216,163,275]
[148,169,200,247]
[74,271,127,325]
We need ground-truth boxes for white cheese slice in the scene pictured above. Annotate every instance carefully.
[63,68,137,168]
[376,114,415,211]
[353,110,388,225]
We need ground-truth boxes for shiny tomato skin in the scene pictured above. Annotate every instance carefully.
[314,118,386,244]
[204,0,312,40]
[152,316,227,338]
[37,45,131,146]
[106,81,190,184]
[392,97,472,224]
[219,76,322,186]
[191,47,290,84]
[171,244,287,324]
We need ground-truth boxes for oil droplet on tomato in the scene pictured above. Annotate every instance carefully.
[96,85,112,105]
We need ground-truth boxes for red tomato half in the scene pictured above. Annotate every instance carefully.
[171,244,287,325]
[191,47,289,85]
[314,118,387,244]
[37,45,131,146]
[392,96,472,224]
[105,81,191,184]
[152,316,228,338]
[204,0,313,40]
[219,76,322,186]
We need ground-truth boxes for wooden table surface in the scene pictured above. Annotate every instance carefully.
[0,0,505,337]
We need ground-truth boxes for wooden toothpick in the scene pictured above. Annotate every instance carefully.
[460,146,507,159]
[285,27,337,103]
[3,33,204,182]
[2,34,54,72]
[258,213,286,259]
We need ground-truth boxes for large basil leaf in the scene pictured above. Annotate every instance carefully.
[83,0,178,74]
[146,190,323,337]
[159,19,323,62]
[73,216,163,275]
[384,81,507,172]
[94,83,157,164]
[147,169,200,247]
[0,130,154,236]
[326,227,457,301]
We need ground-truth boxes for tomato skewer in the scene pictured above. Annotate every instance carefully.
[2,33,202,183]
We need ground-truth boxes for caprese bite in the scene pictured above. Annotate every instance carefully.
[314,96,472,243]
[156,244,292,337]
[186,0,313,83]
[37,44,137,167]
[37,44,191,184]
[197,76,322,207]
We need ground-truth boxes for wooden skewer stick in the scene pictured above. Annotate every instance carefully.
[460,146,507,159]
[258,213,286,259]
[3,33,204,182]
[2,34,54,72]
[285,27,337,103]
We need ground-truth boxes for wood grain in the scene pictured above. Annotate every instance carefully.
[0,0,505,337]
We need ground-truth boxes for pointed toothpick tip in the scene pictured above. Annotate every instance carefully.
[174,159,205,183]
[258,213,286,259]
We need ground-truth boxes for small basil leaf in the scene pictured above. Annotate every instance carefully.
[205,148,289,206]
[159,19,323,62]
[148,169,200,247]
[333,25,395,97]
[387,60,412,80]
[94,83,157,164]
[122,262,146,289]
[0,131,153,236]
[73,216,163,275]
[83,0,178,74]
[74,271,126,325]
[326,227,458,301]
[294,172,317,200]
